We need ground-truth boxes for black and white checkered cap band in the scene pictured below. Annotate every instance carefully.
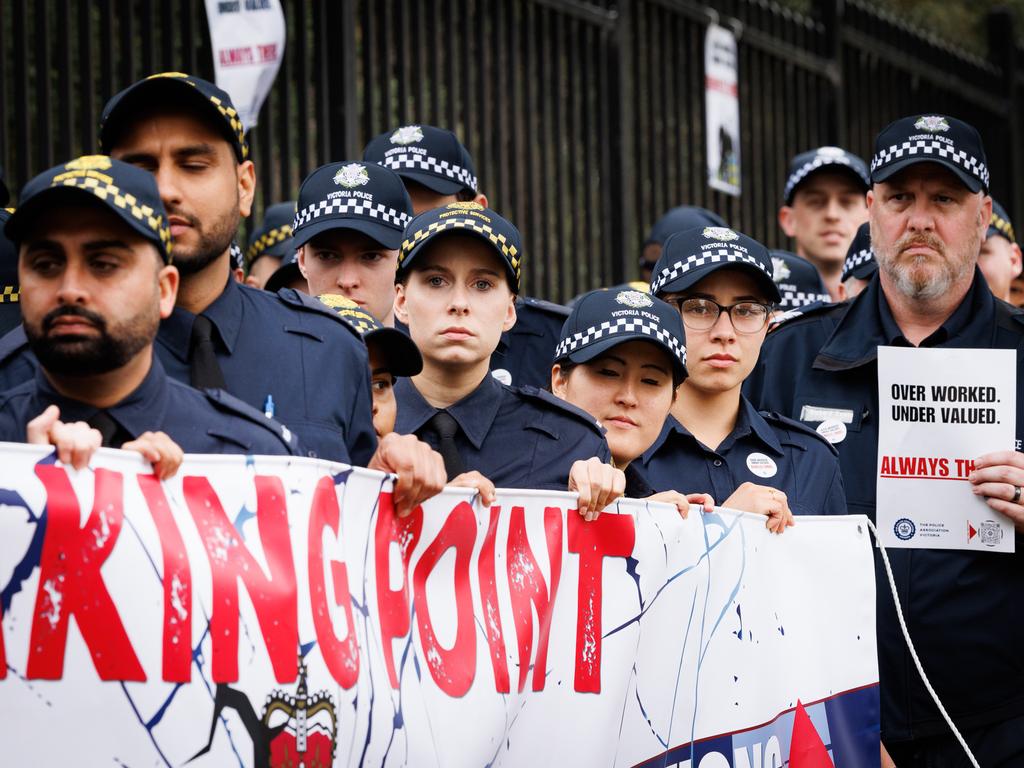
[382,152,478,191]
[842,248,874,280]
[293,197,411,231]
[554,317,686,367]
[780,290,830,309]
[784,156,862,201]
[651,248,772,295]
[871,139,989,188]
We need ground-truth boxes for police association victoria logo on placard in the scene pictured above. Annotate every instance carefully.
[615,290,653,309]
[333,163,370,189]
[914,115,950,133]
[893,517,916,541]
[390,125,424,145]
[703,226,739,242]
[771,256,791,284]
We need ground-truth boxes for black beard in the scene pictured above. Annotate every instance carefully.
[26,305,154,377]
[167,204,239,276]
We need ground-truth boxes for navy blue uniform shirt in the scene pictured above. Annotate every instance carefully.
[488,297,570,389]
[0,357,301,455]
[155,279,376,465]
[746,270,1024,743]
[635,397,846,516]
[393,373,611,490]
[0,281,376,465]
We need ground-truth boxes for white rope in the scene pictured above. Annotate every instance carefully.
[864,517,980,768]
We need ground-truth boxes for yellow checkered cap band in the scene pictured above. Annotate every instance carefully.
[0,286,19,303]
[317,293,381,335]
[208,95,249,160]
[56,175,172,255]
[400,216,521,287]
[991,211,1016,243]
[246,224,293,263]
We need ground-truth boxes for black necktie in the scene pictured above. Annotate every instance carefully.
[87,410,131,449]
[189,315,227,390]
[426,410,465,481]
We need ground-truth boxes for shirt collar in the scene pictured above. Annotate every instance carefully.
[394,373,504,450]
[641,396,782,462]
[34,356,171,439]
[158,274,243,361]
[877,268,985,347]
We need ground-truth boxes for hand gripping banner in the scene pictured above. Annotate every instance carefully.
[0,445,879,766]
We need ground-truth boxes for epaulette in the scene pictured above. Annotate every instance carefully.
[518,296,571,318]
[515,385,605,436]
[272,287,364,341]
[0,324,28,364]
[759,410,839,457]
[768,300,843,332]
[199,386,302,453]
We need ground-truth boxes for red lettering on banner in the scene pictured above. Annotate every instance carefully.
[568,512,635,693]
[507,506,563,693]
[477,505,509,693]
[412,500,478,696]
[185,475,297,683]
[27,466,144,680]
[138,475,193,682]
[308,476,359,689]
[374,493,422,689]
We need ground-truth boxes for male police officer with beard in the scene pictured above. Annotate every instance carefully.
[748,115,1024,766]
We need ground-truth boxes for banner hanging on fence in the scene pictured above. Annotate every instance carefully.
[205,0,286,129]
[705,23,741,196]
[0,445,879,766]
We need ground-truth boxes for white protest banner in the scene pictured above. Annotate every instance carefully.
[877,346,1016,552]
[205,0,286,129]
[705,23,741,197]
[1,444,878,766]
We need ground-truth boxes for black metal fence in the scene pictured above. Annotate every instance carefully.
[1,0,1021,302]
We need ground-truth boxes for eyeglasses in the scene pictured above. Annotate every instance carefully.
[667,297,772,334]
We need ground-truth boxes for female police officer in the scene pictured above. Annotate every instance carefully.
[636,225,846,519]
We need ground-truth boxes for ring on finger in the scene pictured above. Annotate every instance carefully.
[1013,485,1022,504]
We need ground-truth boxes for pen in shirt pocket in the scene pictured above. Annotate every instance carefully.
[263,394,275,419]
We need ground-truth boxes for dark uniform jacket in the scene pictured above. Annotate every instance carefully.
[394,373,611,490]
[0,358,301,455]
[746,270,1024,743]
[488,297,570,389]
[636,398,847,517]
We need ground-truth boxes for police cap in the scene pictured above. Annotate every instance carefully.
[363,124,479,196]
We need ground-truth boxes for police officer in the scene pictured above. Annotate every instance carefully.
[246,201,296,289]
[639,205,727,285]
[768,249,831,314]
[978,198,1022,303]
[364,123,568,389]
[0,208,21,337]
[290,161,412,326]
[748,114,1024,764]
[839,221,876,300]
[0,155,300,464]
[636,226,844,521]
[778,146,870,301]
[393,201,623,515]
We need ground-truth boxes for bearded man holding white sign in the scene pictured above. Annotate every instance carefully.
[747,115,1024,765]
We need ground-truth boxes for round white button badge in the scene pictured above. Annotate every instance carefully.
[816,418,847,444]
[491,368,512,385]
[745,452,778,478]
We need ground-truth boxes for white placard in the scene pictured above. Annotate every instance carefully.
[205,0,286,129]
[705,23,741,196]
[877,346,1016,551]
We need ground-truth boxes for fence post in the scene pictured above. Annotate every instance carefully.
[612,2,633,284]
[987,8,1021,226]
[326,0,359,160]
[813,0,845,146]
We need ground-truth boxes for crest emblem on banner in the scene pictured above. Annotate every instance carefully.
[391,125,424,145]
[333,163,370,188]
[893,517,916,541]
[771,257,791,283]
[615,290,653,308]
[703,226,739,242]
[914,116,949,132]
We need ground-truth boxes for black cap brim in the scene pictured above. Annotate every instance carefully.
[872,156,985,193]
[291,217,403,251]
[365,327,422,377]
[5,187,169,261]
[564,334,687,384]
[397,169,467,196]
[785,164,869,204]
[656,261,782,305]
[264,261,303,293]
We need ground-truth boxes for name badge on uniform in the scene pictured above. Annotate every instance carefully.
[800,405,854,424]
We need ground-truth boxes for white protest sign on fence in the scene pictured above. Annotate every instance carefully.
[0,444,878,766]
[877,346,1016,552]
[705,23,741,197]
[205,0,286,129]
